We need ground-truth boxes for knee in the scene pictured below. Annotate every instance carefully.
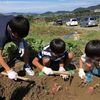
[68,52,74,60]
[42,57,50,66]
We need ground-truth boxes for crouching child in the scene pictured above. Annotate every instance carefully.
[32,38,74,80]
[79,40,100,82]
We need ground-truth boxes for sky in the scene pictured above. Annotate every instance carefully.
[0,0,100,13]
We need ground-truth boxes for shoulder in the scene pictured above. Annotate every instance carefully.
[42,45,51,56]
[38,45,51,57]
[0,15,13,25]
[0,15,14,35]
[43,45,50,50]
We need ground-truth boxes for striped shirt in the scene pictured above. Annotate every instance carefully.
[38,45,68,61]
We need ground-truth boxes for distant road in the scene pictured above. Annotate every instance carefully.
[66,25,100,31]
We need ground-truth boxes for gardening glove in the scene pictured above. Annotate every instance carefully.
[59,67,68,79]
[19,42,24,57]
[78,68,86,79]
[7,69,18,80]
[42,66,54,75]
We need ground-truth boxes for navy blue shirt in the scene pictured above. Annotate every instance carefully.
[0,15,14,49]
[0,15,27,49]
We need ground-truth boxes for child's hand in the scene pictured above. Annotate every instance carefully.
[78,68,86,79]
[59,67,68,79]
[7,69,18,80]
[19,42,24,57]
[42,66,54,75]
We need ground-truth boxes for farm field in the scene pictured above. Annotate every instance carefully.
[0,20,100,100]
[0,61,100,100]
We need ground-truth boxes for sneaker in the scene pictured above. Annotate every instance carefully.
[24,64,35,76]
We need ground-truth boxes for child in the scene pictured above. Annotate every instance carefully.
[79,40,100,80]
[0,15,34,80]
[32,38,74,79]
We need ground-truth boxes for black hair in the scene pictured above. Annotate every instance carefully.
[50,38,66,54]
[85,40,100,57]
[8,15,29,38]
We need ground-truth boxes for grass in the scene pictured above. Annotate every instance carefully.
[4,21,100,59]
[29,22,100,57]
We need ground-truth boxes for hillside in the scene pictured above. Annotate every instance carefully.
[1,4,100,17]
[73,4,100,13]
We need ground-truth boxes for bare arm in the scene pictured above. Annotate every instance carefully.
[79,57,93,71]
[79,54,86,69]
[79,59,84,68]
[32,57,44,70]
[0,50,11,72]
[59,60,64,68]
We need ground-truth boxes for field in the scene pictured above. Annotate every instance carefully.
[0,20,100,100]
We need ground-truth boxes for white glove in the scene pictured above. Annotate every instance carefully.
[78,68,86,79]
[42,67,53,75]
[7,70,18,80]
[59,67,68,79]
[19,42,24,57]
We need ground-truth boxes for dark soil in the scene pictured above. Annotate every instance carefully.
[0,61,100,100]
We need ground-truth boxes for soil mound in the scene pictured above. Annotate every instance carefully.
[0,62,100,100]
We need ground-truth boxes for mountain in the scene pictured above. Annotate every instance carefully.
[0,4,100,16]
[55,11,70,14]
[41,4,100,16]
[73,4,100,13]
[73,7,87,13]
[87,4,100,10]
[3,12,38,16]
[42,11,54,15]
[41,11,71,16]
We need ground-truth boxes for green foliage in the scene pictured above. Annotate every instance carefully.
[2,17,100,62]
[3,43,17,61]
[64,30,100,57]
[3,37,44,62]
[65,40,83,57]
[26,37,43,52]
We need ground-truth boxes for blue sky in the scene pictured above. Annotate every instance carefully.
[0,0,100,13]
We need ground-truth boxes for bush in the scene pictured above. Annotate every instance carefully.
[65,39,85,57]
[26,37,43,52]
[3,43,17,62]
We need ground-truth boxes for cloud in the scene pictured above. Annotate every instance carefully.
[0,0,99,13]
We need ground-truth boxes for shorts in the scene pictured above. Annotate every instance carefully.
[39,52,69,71]
[14,39,28,48]
[45,53,68,71]
[92,67,100,76]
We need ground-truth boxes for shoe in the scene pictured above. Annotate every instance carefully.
[24,64,35,76]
